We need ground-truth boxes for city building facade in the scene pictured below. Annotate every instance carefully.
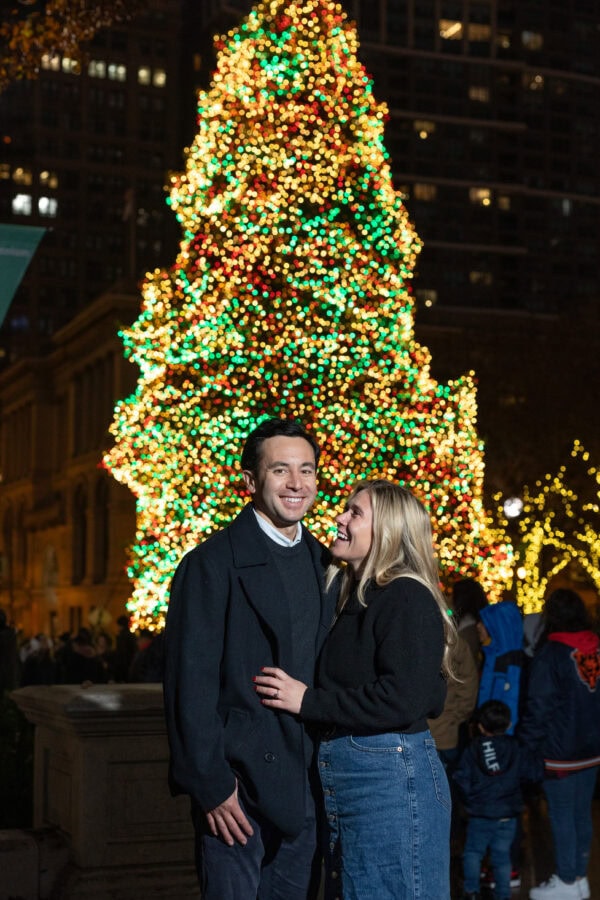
[0,287,138,638]
[0,0,202,364]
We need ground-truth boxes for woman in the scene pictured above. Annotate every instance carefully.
[254,479,455,899]
[520,588,599,900]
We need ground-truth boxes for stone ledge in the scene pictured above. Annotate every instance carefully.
[12,685,165,736]
[9,686,199,898]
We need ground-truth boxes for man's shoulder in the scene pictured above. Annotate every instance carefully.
[173,509,248,572]
[188,505,255,548]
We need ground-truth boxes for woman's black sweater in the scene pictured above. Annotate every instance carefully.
[300,576,447,734]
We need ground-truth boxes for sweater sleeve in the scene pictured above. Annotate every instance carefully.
[300,580,446,731]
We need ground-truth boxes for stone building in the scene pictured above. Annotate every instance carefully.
[0,286,139,638]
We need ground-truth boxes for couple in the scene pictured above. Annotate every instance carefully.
[163,418,455,900]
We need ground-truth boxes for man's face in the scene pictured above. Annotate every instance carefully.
[242,435,318,537]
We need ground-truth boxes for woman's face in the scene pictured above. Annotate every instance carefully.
[330,489,373,573]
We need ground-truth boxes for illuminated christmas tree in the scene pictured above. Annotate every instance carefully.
[105,0,510,628]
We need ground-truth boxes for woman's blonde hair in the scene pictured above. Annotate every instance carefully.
[325,479,456,677]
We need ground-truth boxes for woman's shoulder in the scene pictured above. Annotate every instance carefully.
[369,575,437,610]
[380,574,434,595]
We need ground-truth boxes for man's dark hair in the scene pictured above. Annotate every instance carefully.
[478,699,511,735]
[240,418,320,473]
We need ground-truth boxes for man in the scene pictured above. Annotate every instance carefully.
[163,418,335,899]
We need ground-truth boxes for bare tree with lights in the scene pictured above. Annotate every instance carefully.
[499,441,600,613]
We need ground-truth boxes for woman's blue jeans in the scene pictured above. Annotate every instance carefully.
[463,816,517,899]
[318,729,451,899]
[543,766,599,883]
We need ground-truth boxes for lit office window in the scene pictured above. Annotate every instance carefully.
[413,183,437,201]
[561,199,572,216]
[468,23,491,42]
[153,69,167,87]
[108,63,127,82]
[62,57,80,75]
[416,289,438,308]
[469,187,491,206]
[12,194,32,215]
[138,66,152,85]
[88,60,106,78]
[523,72,544,91]
[13,167,32,185]
[39,196,58,217]
[469,85,490,102]
[497,33,511,50]
[41,53,60,71]
[40,170,59,189]
[439,19,463,40]
[522,31,543,50]
[0,163,10,180]
[414,120,436,139]
[470,270,493,285]
[497,195,511,211]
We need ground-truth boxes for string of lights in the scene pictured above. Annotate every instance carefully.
[0,0,143,90]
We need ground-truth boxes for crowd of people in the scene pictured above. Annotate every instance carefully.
[451,583,600,900]
[0,611,165,691]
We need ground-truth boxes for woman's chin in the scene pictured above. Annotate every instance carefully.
[329,540,346,559]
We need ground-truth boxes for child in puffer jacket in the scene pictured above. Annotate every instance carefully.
[454,700,541,900]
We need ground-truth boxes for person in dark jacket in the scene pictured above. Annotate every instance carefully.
[94,632,117,683]
[454,700,540,900]
[519,589,600,900]
[163,419,334,900]
[114,614,137,682]
[0,608,20,692]
[20,633,56,685]
[62,628,104,684]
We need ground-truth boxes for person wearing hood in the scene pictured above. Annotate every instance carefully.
[519,588,600,900]
[454,699,541,900]
[476,597,524,734]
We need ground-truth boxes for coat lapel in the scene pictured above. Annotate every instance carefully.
[228,505,336,664]
[228,505,292,665]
